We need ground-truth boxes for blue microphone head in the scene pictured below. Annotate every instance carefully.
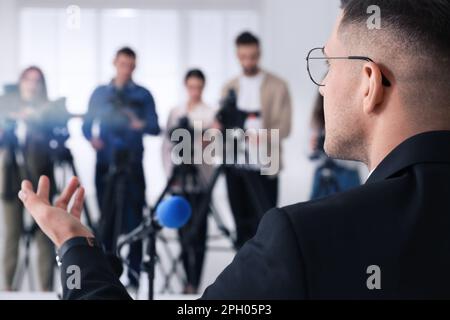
[156,196,192,229]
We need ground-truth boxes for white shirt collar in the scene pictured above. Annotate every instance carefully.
[367,168,376,179]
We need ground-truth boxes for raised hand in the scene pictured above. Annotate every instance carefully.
[18,175,94,248]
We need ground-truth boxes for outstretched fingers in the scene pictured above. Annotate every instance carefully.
[36,175,51,204]
[70,186,85,221]
[55,176,80,211]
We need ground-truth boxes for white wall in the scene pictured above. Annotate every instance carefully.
[0,0,19,89]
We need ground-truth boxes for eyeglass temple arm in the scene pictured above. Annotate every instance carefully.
[348,56,391,87]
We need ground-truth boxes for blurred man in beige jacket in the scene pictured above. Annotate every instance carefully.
[221,31,292,248]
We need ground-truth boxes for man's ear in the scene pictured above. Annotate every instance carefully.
[361,62,384,114]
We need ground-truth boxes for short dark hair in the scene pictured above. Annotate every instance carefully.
[185,69,206,84]
[235,31,260,47]
[340,0,450,57]
[339,0,450,113]
[116,47,137,59]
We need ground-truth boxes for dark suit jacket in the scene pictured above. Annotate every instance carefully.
[61,131,450,299]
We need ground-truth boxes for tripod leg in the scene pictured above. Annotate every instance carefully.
[158,235,185,294]
[112,174,126,253]
[192,165,224,237]
[154,167,181,208]
[209,203,234,241]
[12,233,34,291]
[146,231,157,300]
[11,250,25,291]
[28,253,35,291]
[98,170,120,252]
[153,251,176,295]
[161,253,180,294]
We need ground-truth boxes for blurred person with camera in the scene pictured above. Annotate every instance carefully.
[219,32,292,248]
[162,69,216,294]
[82,47,160,290]
[0,66,68,291]
[309,93,362,199]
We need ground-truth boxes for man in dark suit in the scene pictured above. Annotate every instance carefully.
[17,0,450,299]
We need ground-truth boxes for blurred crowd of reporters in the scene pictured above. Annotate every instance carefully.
[0,31,361,295]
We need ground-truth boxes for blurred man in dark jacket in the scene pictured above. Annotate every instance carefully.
[82,47,160,289]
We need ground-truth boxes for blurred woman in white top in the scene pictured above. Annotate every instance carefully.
[162,69,216,294]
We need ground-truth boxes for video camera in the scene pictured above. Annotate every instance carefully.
[107,90,145,135]
[216,89,248,130]
[106,90,145,168]
[168,116,195,139]
[0,86,71,163]
[45,98,72,163]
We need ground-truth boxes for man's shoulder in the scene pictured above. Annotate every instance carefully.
[92,84,109,94]
[130,83,153,97]
[264,71,288,88]
[280,177,406,234]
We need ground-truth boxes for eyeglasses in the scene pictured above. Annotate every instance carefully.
[306,47,391,87]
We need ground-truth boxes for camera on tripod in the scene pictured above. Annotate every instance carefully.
[216,89,248,130]
[0,117,18,145]
[106,90,145,168]
[108,91,144,133]
[168,116,197,161]
[45,98,72,163]
[0,90,71,159]
[169,116,194,137]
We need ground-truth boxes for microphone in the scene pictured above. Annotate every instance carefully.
[156,195,192,229]
[117,196,192,250]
